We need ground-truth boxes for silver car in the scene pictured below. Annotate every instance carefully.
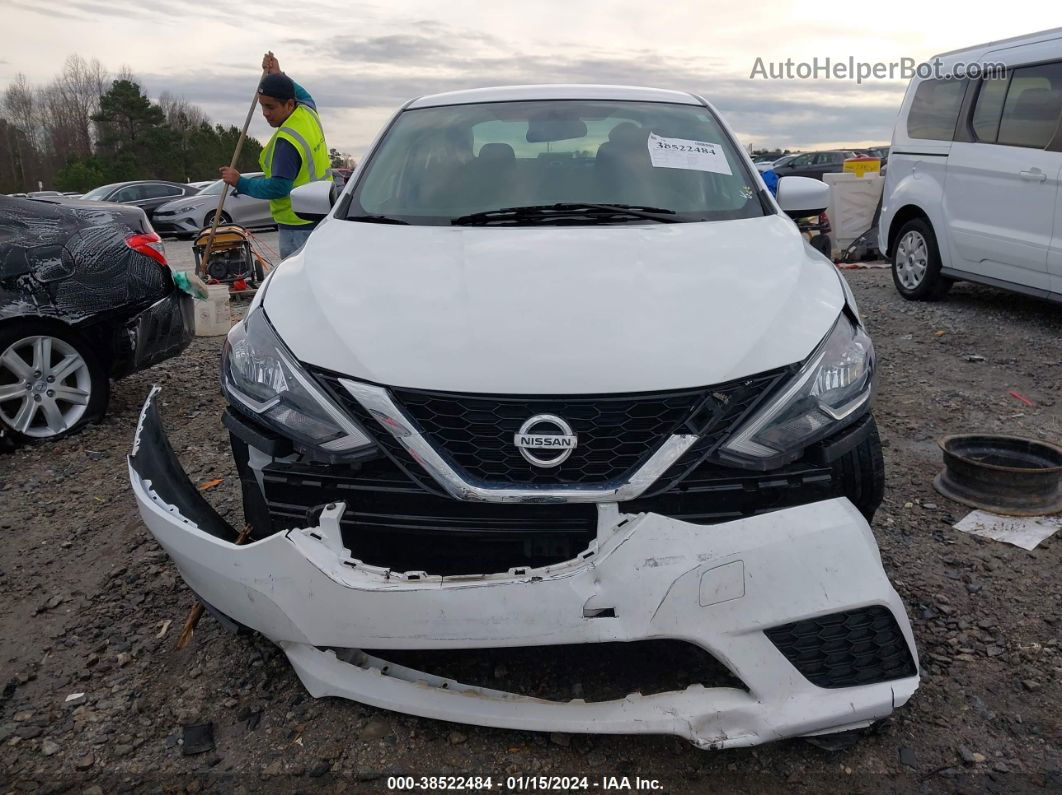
[152,174,275,238]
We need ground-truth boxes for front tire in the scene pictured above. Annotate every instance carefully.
[809,233,832,258]
[891,219,952,301]
[0,322,109,447]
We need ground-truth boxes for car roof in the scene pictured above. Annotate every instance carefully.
[192,172,263,184]
[933,26,1062,59]
[406,84,701,109]
[112,179,189,187]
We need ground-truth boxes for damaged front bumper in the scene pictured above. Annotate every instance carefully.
[129,388,919,749]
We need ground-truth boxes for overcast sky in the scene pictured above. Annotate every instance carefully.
[3,0,1060,159]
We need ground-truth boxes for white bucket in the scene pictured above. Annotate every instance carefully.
[194,284,231,336]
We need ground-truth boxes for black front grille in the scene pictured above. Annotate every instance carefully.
[313,368,788,487]
[391,386,705,484]
[622,460,836,523]
[258,457,597,575]
[764,606,917,689]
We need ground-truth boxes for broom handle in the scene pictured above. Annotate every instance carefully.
[199,69,266,276]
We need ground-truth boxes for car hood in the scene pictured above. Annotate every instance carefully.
[264,215,844,393]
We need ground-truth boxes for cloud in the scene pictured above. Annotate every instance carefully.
[137,22,905,153]
[330,34,459,64]
[60,0,277,24]
[6,0,86,21]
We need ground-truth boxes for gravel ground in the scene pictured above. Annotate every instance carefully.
[1,268,1060,793]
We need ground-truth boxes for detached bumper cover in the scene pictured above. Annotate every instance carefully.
[129,388,919,748]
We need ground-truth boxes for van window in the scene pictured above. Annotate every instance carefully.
[907,78,967,140]
[996,62,1062,149]
[971,75,1009,142]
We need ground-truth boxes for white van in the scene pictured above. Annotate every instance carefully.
[129,85,919,748]
[880,28,1062,302]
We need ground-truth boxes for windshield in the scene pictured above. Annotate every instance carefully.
[197,179,227,196]
[347,99,766,225]
[197,174,262,195]
[81,184,118,200]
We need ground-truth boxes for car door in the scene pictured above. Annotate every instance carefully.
[1050,159,1062,298]
[812,151,843,180]
[222,185,264,228]
[143,184,186,217]
[943,52,1062,291]
[235,178,274,227]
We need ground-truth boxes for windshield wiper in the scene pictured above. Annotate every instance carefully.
[347,214,409,225]
[451,203,680,226]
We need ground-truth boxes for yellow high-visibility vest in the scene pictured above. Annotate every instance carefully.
[259,103,331,226]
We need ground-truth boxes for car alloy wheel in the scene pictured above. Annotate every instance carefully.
[0,335,92,438]
[894,230,928,290]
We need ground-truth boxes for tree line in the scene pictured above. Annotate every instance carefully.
[0,55,264,193]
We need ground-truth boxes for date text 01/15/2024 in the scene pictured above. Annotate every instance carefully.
[386,776,665,791]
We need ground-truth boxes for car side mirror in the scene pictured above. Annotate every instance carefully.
[290,180,334,219]
[776,176,830,220]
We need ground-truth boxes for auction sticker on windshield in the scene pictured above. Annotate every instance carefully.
[647,133,732,175]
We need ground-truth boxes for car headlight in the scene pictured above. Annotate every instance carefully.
[722,312,874,464]
[221,308,373,454]
[168,204,197,215]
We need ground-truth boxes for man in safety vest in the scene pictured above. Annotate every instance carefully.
[220,52,331,259]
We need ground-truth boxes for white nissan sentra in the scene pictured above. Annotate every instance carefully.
[129,85,919,748]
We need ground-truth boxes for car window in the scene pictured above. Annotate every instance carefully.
[907,78,968,140]
[350,99,765,225]
[113,186,142,202]
[996,62,1062,149]
[139,184,172,199]
[197,175,262,195]
[80,184,118,201]
[971,75,1010,142]
[789,154,813,167]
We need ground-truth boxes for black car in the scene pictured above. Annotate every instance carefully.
[0,196,194,449]
[772,150,860,181]
[76,180,200,221]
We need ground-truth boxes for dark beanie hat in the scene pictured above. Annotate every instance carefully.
[258,73,295,101]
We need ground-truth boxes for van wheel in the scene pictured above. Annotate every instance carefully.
[891,219,952,301]
[0,322,109,447]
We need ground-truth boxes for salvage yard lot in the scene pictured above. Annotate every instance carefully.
[1,267,1059,791]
